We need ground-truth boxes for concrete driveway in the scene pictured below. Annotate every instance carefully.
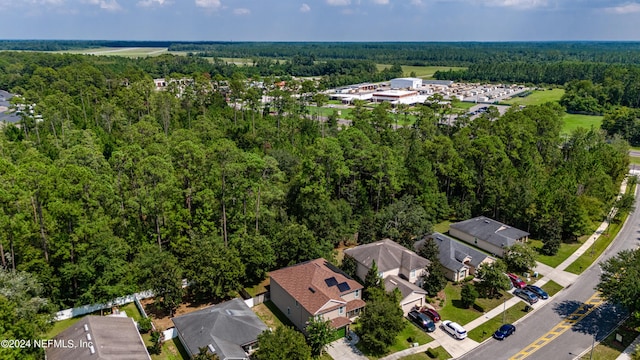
[326,331,368,360]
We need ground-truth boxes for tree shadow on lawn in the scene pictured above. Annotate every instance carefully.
[552,300,628,341]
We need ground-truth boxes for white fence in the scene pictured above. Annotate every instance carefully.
[54,290,155,321]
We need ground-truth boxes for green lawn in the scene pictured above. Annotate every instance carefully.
[354,319,433,359]
[376,65,467,79]
[467,303,530,342]
[565,215,627,275]
[433,220,452,234]
[453,102,476,110]
[562,113,604,134]
[142,333,190,360]
[502,89,565,106]
[541,280,564,297]
[252,300,293,329]
[580,319,639,360]
[122,302,143,322]
[46,316,84,339]
[529,239,582,268]
[399,346,451,359]
[630,156,640,165]
[438,283,513,326]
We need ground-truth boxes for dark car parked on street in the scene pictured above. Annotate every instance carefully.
[513,288,539,305]
[408,310,436,332]
[525,285,548,300]
[493,324,516,340]
[421,308,441,322]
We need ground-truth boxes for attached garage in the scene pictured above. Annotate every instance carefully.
[384,275,428,316]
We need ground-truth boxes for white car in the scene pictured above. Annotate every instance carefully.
[442,320,467,340]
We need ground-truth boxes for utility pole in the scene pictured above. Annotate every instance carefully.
[502,298,506,324]
[590,326,598,360]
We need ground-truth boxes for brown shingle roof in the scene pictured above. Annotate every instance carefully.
[330,317,352,329]
[269,258,363,316]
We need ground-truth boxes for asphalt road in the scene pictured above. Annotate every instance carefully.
[458,185,640,360]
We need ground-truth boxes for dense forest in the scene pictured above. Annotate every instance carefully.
[0,49,627,320]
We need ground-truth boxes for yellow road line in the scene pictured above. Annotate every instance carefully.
[508,292,604,360]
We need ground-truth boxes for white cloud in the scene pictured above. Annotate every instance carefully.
[482,0,548,9]
[85,0,122,11]
[0,0,64,8]
[300,3,311,12]
[233,7,250,15]
[326,0,350,6]
[410,0,423,5]
[372,0,389,4]
[195,0,221,9]
[138,0,170,7]
[605,2,640,14]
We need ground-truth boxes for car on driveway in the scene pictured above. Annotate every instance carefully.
[442,320,467,340]
[525,285,548,300]
[408,310,436,332]
[493,324,516,340]
[513,288,539,305]
[421,308,441,322]
[507,273,527,289]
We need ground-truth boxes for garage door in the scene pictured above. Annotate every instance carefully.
[401,298,423,316]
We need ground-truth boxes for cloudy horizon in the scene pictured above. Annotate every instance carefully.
[1,0,640,41]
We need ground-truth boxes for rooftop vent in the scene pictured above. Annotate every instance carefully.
[208,344,216,353]
[309,287,316,293]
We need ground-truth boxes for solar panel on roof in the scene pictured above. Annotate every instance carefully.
[325,277,338,287]
[337,282,351,292]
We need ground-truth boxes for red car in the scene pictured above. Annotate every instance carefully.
[507,273,527,289]
[421,308,441,322]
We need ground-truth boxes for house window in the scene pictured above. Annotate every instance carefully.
[355,289,360,298]
[339,306,344,315]
[411,269,416,278]
[287,307,290,315]
[378,271,383,278]
[295,301,299,308]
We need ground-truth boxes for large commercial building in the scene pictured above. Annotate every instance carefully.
[391,78,423,89]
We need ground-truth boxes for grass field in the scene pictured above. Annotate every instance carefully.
[502,89,565,106]
[562,113,604,134]
[580,318,639,360]
[376,65,467,79]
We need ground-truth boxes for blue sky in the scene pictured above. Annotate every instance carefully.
[1,0,640,41]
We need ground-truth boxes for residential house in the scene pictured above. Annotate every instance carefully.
[172,298,268,360]
[384,275,428,315]
[46,315,150,360]
[449,216,529,257]
[269,258,365,337]
[343,239,430,315]
[416,232,495,282]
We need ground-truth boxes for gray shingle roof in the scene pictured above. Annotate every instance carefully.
[344,239,429,274]
[416,232,492,274]
[172,298,267,359]
[450,216,529,248]
[47,315,150,360]
[384,275,426,299]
